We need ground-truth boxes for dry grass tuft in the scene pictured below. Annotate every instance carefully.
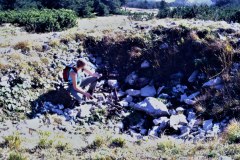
[14,41,32,52]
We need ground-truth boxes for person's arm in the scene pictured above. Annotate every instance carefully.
[70,72,92,99]
[83,67,101,78]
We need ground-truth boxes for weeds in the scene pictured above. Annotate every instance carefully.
[111,137,126,148]
[4,133,22,150]
[8,152,27,160]
[224,120,240,143]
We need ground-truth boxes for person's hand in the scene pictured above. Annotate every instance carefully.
[84,92,93,99]
[93,72,102,79]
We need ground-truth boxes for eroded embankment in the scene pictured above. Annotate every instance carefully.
[0,25,240,154]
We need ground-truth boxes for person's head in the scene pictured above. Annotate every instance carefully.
[76,59,86,70]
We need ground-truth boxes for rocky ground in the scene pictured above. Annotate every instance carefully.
[0,15,240,160]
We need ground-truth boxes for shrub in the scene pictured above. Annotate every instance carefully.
[8,152,27,160]
[157,5,240,23]
[14,41,32,52]
[0,9,77,33]
[91,136,105,148]
[4,133,22,150]
[224,120,240,143]
[111,137,126,148]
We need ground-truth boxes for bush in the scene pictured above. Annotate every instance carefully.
[111,137,126,148]
[0,9,77,33]
[157,5,240,23]
[8,152,27,160]
[4,133,22,150]
[224,120,240,143]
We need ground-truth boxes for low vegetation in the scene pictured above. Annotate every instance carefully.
[158,5,240,23]
[0,9,77,33]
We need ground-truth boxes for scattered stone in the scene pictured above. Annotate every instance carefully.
[134,97,169,117]
[140,85,156,97]
[170,114,188,130]
[125,72,138,85]
[202,77,222,88]
[108,79,118,88]
[203,119,213,132]
[141,60,150,68]
[188,70,199,83]
[126,89,141,96]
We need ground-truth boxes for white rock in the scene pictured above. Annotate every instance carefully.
[148,126,159,137]
[79,105,92,118]
[153,117,169,125]
[126,89,141,96]
[202,77,222,87]
[170,114,188,130]
[119,100,129,107]
[184,99,196,105]
[116,122,124,130]
[212,123,221,135]
[141,60,150,68]
[134,97,169,117]
[108,79,118,88]
[188,70,199,83]
[140,85,156,97]
[1,76,9,82]
[203,119,213,132]
[0,81,10,87]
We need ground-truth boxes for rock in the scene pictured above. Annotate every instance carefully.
[140,129,148,135]
[219,156,232,160]
[176,107,184,112]
[79,105,92,118]
[134,97,169,117]
[125,72,138,85]
[172,85,187,93]
[202,77,222,87]
[140,85,156,97]
[187,110,196,121]
[116,91,125,97]
[126,89,141,97]
[157,86,165,95]
[148,126,160,137]
[184,99,196,105]
[203,119,213,132]
[1,76,9,82]
[24,119,42,130]
[153,117,169,125]
[108,79,118,88]
[170,114,188,130]
[178,126,190,138]
[188,92,200,99]
[218,33,227,41]
[116,122,124,130]
[158,93,169,99]
[159,43,169,49]
[119,100,129,107]
[141,60,150,68]
[212,123,221,135]
[0,81,10,87]
[124,95,133,102]
[188,70,199,83]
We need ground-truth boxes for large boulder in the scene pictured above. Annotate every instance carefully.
[133,97,169,117]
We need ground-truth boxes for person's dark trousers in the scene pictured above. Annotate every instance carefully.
[68,77,98,102]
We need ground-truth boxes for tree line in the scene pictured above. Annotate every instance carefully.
[0,0,126,17]
[157,0,240,23]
